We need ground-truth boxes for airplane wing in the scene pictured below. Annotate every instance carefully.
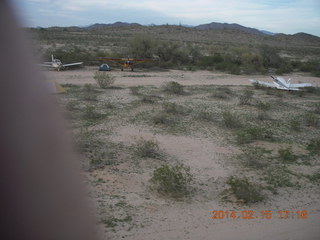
[289,83,312,88]
[250,80,300,91]
[97,57,127,66]
[98,57,125,61]
[128,58,154,62]
[249,79,276,88]
[131,58,155,64]
[62,62,83,67]
[278,86,299,91]
[37,63,54,68]
[97,57,156,69]
[98,57,155,63]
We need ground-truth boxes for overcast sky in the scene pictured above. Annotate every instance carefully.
[13,0,320,36]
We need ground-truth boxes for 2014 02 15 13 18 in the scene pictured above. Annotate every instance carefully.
[212,210,308,220]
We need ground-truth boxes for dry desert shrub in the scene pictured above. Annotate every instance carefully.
[150,163,193,198]
[134,139,160,158]
[163,81,185,95]
[94,71,115,89]
[226,176,264,204]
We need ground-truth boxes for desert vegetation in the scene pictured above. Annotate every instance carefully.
[150,163,193,198]
[94,71,115,88]
[54,73,320,238]
[29,24,320,76]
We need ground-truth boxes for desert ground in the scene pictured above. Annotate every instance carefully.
[44,67,320,87]
[46,67,320,240]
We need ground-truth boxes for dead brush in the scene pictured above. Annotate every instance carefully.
[211,87,233,100]
[162,102,185,115]
[226,176,265,204]
[239,89,254,105]
[240,147,270,169]
[134,139,160,158]
[222,111,242,129]
[94,71,115,89]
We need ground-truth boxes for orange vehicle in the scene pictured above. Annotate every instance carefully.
[97,56,156,71]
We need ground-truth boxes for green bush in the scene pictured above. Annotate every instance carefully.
[275,61,293,75]
[240,52,266,74]
[256,101,271,111]
[307,87,320,95]
[306,138,320,155]
[199,54,223,68]
[134,139,160,158]
[299,60,320,77]
[226,176,264,203]
[83,105,104,120]
[66,100,78,111]
[239,89,254,105]
[306,172,320,183]
[157,40,190,67]
[76,130,116,169]
[228,64,241,75]
[222,111,242,129]
[102,215,133,228]
[162,102,185,115]
[278,147,298,163]
[151,163,193,198]
[314,103,320,114]
[128,35,157,58]
[236,130,252,144]
[140,95,157,104]
[289,119,301,131]
[256,111,270,121]
[129,86,141,95]
[211,87,233,99]
[260,45,282,69]
[152,113,177,126]
[197,110,216,122]
[304,112,318,127]
[215,61,241,75]
[163,81,185,95]
[43,47,95,64]
[264,167,294,194]
[94,71,115,89]
[236,127,272,144]
[241,147,269,169]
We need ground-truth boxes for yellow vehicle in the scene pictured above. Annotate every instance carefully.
[97,57,155,71]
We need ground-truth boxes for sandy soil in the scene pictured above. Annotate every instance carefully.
[49,68,320,240]
[100,126,320,240]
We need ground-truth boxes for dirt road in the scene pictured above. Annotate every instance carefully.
[44,67,320,87]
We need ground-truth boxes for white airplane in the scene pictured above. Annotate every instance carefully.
[250,76,312,91]
[40,55,83,71]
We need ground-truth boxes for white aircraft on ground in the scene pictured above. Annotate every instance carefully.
[40,55,83,71]
[250,76,312,91]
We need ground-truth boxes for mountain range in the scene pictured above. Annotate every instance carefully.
[86,21,286,36]
[36,21,320,50]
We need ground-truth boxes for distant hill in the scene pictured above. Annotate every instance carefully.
[82,22,320,41]
[194,22,273,35]
[292,32,320,42]
[30,21,320,56]
[86,21,274,35]
[87,22,142,29]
